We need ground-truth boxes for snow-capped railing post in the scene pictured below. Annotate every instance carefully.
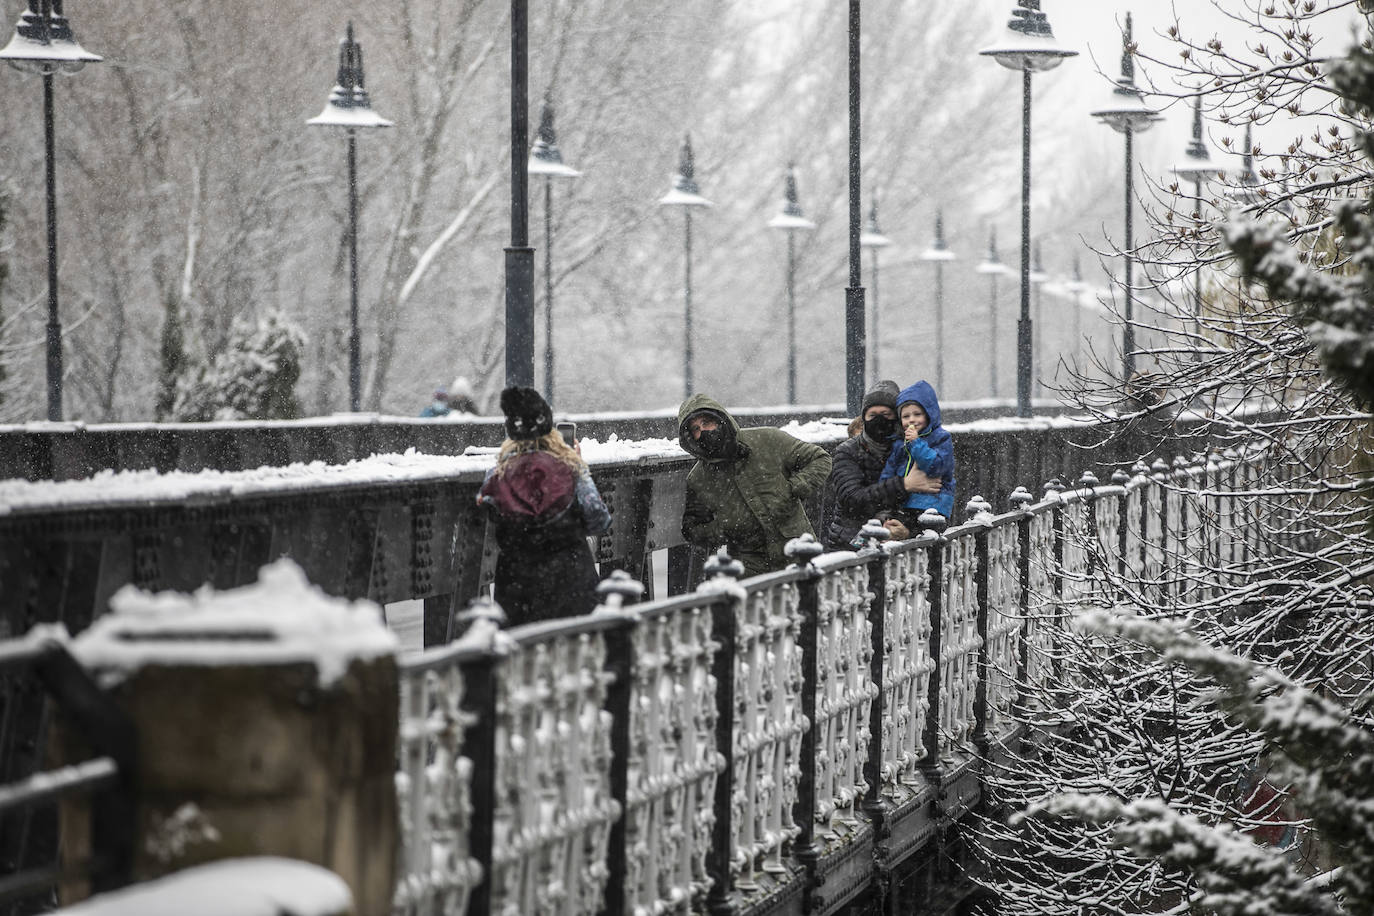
[854,521,891,835]
[1009,487,1034,711]
[1042,478,1067,685]
[444,598,506,916]
[1076,472,1102,597]
[783,533,824,901]
[1151,458,1172,604]
[918,509,949,778]
[967,495,994,760]
[1111,469,1131,578]
[1175,455,1196,605]
[1222,447,1241,586]
[593,570,645,916]
[702,548,744,916]
[1128,460,1150,580]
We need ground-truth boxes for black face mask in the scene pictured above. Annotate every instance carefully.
[863,415,897,442]
[696,427,734,459]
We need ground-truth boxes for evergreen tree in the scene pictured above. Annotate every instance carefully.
[170,311,305,422]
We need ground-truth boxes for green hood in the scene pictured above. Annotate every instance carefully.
[677,394,743,461]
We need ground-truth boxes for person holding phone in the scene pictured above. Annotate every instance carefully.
[477,387,612,625]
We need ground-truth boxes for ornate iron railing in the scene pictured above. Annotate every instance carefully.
[391,448,1271,916]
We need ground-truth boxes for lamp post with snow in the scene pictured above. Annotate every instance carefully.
[976,227,1012,400]
[981,0,1076,418]
[768,164,816,406]
[1091,12,1161,387]
[1172,94,1223,358]
[1,0,100,422]
[860,200,892,382]
[309,22,393,414]
[918,209,956,393]
[659,135,712,399]
[528,96,580,403]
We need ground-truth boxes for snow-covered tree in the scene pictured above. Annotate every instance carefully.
[171,311,305,422]
[977,6,1374,915]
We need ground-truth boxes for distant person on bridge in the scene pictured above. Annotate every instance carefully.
[821,379,943,550]
[448,376,480,414]
[477,386,612,624]
[677,394,833,578]
[419,387,450,417]
[878,380,956,521]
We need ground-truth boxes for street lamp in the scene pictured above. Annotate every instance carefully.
[1230,122,1261,206]
[528,96,580,404]
[918,209,956,393]
[308,22,393,414]
[981,0,1076,419]
[767,164,816,406]
[860,199,893,382]
[1030,240,1048,401]
[975,226,1012,400]
[1171,93,1224,358]
[1090,11,1161,388]
[1,0,100,422]
[659,135,712,399]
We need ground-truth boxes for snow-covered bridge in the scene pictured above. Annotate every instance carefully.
[0,407,1246,915]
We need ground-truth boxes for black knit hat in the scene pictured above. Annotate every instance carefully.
[499,386,554,440]
[861,379,900,414]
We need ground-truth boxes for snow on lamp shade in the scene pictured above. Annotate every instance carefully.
[660,134,712,207]
[307,22,393,130]
[767,164,816,231]
[976,227,1011,275]
[1090,13,1161,135]
[1172,95,1225,184]
[860,202,892,249]
[0,0,100,74]
[528,98,580,178]
[979,0,1076,72]
[919,210,957,262]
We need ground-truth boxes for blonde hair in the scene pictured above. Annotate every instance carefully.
[495,430,586,476]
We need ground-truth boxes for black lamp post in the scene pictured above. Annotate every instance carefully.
[981,0,1076,419]
[1,0,100,422]
[308,22,393,414]
[768,164,816,406]
[659,135,712,399]
[1091,13,1161,388]
[506,0,534,389]
[918,209,956,393]
[859,200,892,382]
[1172,94,1223,358]
[528,96,580,404]
[976,226,1012,399]
[844,0,864,417]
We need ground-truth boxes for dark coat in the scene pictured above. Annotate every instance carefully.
[821,433,907,550]
[677,394,832,577]
[477,451,609,625]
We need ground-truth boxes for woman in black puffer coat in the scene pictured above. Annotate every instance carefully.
[821,379,940,550]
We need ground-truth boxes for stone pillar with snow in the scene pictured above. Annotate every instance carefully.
[53,559,399,912]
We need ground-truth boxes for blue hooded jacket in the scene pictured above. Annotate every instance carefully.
[879,380,956,517]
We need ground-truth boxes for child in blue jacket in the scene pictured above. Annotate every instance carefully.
[878,380,956,519]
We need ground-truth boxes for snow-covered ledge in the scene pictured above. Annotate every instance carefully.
[54,856,353,916]
[54,562,399,913]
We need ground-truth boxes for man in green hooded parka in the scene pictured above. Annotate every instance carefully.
[677,394,833,578]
